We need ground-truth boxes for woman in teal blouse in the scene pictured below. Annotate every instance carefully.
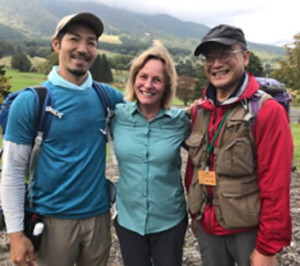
[110,45,190,266]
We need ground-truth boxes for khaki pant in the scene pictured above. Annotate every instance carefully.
[37,212,111,266]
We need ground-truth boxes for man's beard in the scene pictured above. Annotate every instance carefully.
[67,67,87,77]
[67,53,94,77]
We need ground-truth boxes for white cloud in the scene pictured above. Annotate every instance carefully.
[90,0,299,45]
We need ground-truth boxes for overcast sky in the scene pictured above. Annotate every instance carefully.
[89,0,298,46]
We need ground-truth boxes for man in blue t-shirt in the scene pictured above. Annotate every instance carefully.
[1,12,123,266]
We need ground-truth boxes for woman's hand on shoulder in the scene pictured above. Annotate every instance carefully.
[185,100,198,118]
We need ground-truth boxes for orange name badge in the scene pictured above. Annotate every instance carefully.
[198,170,217,186]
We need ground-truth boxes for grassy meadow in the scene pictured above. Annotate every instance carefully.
[292,123,300,170]
[99,34,122,44]
[6,69,47,92]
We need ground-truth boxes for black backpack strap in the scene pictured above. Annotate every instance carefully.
[33,86,48,130]
[30,86,53,137]
[92,81,111,114]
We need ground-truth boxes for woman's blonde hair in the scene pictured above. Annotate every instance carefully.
[125,45,178,109]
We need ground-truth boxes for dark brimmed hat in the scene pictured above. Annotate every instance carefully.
[194,24,247,56]
[54,12,104,38]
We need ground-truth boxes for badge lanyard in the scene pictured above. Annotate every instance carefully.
[205,109,230,172]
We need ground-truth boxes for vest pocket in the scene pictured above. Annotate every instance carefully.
[217,177,260,229]
[215,137,255,176]
[186,132,206,167]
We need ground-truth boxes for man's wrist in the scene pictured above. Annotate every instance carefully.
[255,245,277,256]
[9,231,25,241]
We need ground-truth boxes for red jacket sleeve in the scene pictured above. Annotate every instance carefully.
[253,99,293,255]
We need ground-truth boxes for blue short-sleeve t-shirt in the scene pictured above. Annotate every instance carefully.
[5,81,123,219]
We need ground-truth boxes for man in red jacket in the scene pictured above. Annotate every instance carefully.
[185,24,293,266]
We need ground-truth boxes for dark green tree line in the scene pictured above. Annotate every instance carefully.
[90,54,113,83]
[246,51,264,76]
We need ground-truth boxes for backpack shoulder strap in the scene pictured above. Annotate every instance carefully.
[92,81,118,170]
[92,81,111,113]
[33,86,48,131]
[27,85,53,205]
[25,86,53,136]
[249,90,272,118]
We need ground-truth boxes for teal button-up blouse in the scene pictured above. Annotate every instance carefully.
[110,103,190,235]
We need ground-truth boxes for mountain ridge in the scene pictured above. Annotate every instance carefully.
[0,0,286,56]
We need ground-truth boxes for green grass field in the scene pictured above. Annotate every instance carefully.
[291,123,300,169]
[6,69,46,92]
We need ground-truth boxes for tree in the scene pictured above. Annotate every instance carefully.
[90,54,102,81]
[37,52,58,75]
[263,63,271,77]
[11,52,32,72]
[101,54,113,83]
[271,33,300,92]
[177,75,195,106]
[0,65,11,103]
[0,41,15,57]
[194,65,208,100]
[109,54,134,71]
[90,54,113,83]
[176,59,197,77]
[246,52,264,76]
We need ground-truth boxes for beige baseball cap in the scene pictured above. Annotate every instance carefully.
[54,12,104,38]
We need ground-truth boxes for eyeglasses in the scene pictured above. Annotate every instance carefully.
[200,50,244,65]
